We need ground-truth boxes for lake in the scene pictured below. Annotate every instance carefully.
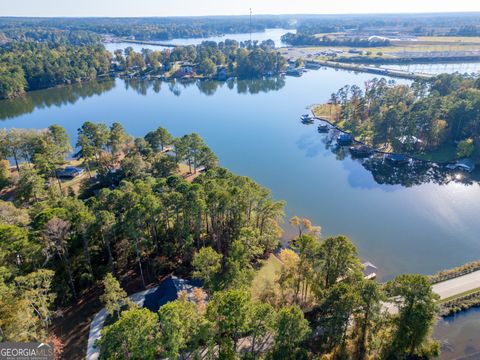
[104,28,296,53]
[1,67,479,358]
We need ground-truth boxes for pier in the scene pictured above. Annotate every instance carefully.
[108,38,177,48]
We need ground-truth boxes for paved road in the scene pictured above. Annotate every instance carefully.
[432,270,480,300]
[383,270,480,315]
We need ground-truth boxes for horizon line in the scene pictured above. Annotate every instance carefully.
[2,11,480,19]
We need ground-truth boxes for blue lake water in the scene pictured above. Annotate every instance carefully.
[104,28,296,53]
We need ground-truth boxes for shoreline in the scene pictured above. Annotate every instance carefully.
[310,107,468,167]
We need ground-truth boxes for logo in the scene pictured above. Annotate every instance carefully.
[0,343,54,360]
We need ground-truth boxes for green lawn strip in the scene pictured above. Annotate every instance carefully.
[251,253,283,299]
[414,144,458,163]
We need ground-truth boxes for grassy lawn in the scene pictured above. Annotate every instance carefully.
[178,163,203,183]
[251,254,283,300]
[415,144,458,163]
[312,103,341,121]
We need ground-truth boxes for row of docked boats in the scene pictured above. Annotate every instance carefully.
[305,115,414,165]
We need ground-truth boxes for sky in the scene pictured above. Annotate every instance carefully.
[1,0,480,17]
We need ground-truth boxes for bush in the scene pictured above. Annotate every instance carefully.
[456,138,474,158]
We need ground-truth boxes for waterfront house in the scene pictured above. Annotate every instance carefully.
[396,135,423,150]
[180,61,195,75]
[57,166,85,178]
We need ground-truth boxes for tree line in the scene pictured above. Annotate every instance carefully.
[323,74,480,161]
[0,17,287,42]
[0,42,111,99]
[114,39,286,78]
[0,39,286,100]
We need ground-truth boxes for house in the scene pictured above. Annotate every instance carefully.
[396,135,423,149]
[143,275,204,313]
[57,166,85,178]
[179,61,195,76]
[164,149,177,158]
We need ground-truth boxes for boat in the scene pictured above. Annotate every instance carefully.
[286,68,302,77]
[384,153,410,165]
[317,123,329,133]
[337,133,353,145]
[349,145,373,157]
[300,114,314,124]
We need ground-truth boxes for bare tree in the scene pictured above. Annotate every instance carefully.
[42,217,77,299]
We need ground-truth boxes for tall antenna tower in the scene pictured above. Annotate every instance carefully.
[249,8,252,43]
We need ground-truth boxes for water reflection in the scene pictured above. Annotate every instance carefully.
[0,80,116,121]
[435,307,480,359]
[121,77,286,97]
[300,122,480,188]
[0,77,287,121]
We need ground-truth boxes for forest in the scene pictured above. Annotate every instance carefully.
[0,42,111,99]
[113,39,286,78]
[0,123,441,359]
[0,38,286,100]
[0,17,287,42]
[2,14,480,41]
[314,73,480,162]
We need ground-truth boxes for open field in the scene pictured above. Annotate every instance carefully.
[281,35,480,62]
[251,254,283,299]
